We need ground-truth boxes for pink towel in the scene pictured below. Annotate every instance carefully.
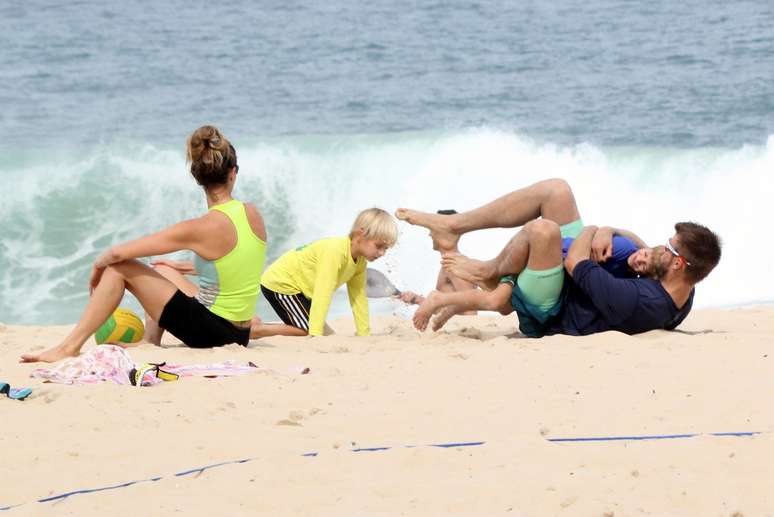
[30,345,283,386]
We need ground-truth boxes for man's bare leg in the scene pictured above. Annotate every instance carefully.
[423,219,563,332]
[396,178,581,249]
[442,219,550,286]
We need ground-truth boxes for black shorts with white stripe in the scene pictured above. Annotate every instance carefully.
[261,285,312,332]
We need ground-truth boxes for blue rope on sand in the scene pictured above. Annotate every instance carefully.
[36,477,163,503]
[1,434,761,510]
[547,431,762,443]
[0,441,485,511]
[175,458,252,477]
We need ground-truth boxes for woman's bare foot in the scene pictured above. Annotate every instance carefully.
[412,291,444,332]
[20,344,79,363]
[249,316,263,339]
[395,208,460,251]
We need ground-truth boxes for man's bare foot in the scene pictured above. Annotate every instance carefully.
[20,345,79,363]
[431,305,459,331]
[394,208,460,250]
[441,252,496,286]
[412,291,444,332]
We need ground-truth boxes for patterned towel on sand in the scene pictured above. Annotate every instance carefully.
[30,345,279,386]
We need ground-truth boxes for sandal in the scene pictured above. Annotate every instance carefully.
[128,362,180,386]
[0,382,33,401]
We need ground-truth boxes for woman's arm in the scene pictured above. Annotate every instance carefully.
[94,219,207,268]
[151,259,197,275]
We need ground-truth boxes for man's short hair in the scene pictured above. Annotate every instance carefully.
[675,222,721,283]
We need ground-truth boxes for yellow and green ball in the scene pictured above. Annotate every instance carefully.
[94,308,145,345]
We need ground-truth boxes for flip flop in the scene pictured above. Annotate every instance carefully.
[1,382,33,401]
[129,362,180,387]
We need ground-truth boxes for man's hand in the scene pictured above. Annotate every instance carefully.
[591,226,614,263]
[565,226,598,277]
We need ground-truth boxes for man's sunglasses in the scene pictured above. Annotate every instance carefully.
[665,240,692,266]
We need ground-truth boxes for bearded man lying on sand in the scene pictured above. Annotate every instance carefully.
[395,179,721,337]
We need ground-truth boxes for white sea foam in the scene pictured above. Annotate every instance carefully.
[1,129,771,324]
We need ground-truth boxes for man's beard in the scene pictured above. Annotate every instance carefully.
[651,249,669,280]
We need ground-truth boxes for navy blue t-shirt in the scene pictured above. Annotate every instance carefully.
[545,260,695,336]
[561,236,638,278]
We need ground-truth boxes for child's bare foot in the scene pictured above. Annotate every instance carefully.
[395,208,460,251]
[441,252,496,286]
[412,291,444,332]
[431,306,459,331]
[20,344,79,363]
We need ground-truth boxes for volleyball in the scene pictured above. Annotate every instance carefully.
[94,308,145,344]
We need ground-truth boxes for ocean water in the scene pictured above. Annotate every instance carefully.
[1,0,773,324]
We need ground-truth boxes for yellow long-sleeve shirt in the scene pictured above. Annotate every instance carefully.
[260,236,369,336]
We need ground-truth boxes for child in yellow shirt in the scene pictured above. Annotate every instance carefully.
[252,208,397,337]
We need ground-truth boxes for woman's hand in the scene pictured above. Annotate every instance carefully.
[89,247,120,294]
[89,265,105,294]
[94,247,119,269]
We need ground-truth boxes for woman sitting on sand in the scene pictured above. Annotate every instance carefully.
[21,125,267,363]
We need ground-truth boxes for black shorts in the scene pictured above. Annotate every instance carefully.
[261,285,311,332]
[158,290,250,348]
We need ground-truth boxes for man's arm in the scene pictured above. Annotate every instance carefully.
[565,226,598,277]
[606,227,648,249]
[591,226,648,263]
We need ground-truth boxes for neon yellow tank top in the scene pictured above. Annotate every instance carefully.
[194,199,266,321]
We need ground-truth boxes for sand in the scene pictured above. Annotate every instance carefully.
[2,307,774,516]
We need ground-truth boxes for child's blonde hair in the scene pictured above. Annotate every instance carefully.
[349,208,398,246]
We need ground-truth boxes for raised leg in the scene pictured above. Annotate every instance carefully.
[442,219,563,286]
[20,260,178,363]
[396,178,580,249]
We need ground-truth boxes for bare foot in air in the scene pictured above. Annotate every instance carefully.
[441,252,496,287]
[20,345,79,363]
[394,208,460,251]
[412,291,443,332]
